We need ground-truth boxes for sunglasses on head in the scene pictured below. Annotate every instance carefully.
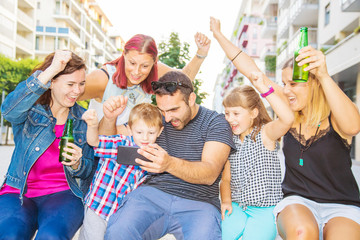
[151,81,191,93]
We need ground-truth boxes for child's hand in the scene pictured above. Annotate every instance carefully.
[221,202,233,220]
[82,109,99,127]
[250,71,269,93]
[103,95,128,121]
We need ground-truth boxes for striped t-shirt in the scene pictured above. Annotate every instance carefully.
[144,106,235,210]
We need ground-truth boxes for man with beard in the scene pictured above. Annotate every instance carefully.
[103,71,235,240]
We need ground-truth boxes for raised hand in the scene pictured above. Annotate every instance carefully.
[297,45,329,80]
[249,71,269,93]
[49,50,72,75]
[195,32,211,57]
[82,109,99,127]
[103,95,128,121]
[210,16,221,36]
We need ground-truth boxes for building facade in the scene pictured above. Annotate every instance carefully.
[0,0,36,59]
[213,0,360,161]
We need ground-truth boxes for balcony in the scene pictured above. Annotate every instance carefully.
[1,0,15,13]
[54,4,82,31]
[342,0,360,11]
[325,32,360,76]
[18,0,36,9]
[261,0,278,15]
[260,43,276,60]
[289,0,319,26]
[261,16,277,38]
[278,0,290,8]
[36,26,83,48]
[276,28,317,68]
[17,8,34,32]
[277,8,289,39]
[16,34,34,55]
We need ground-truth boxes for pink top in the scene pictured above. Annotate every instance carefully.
[0,124,70,198]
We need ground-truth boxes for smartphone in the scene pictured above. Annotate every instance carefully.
[117,146,151,166]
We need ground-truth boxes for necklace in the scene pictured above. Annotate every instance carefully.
[298,122,321,166]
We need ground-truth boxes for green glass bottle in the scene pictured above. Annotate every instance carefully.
[292,27,309,82]
[59,119,74,163]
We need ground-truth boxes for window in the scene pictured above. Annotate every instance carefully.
[253,28,258,39]
[35,36,39,50]
[252,43,257,55]
[37,2,40,9]
[325,3,330,26]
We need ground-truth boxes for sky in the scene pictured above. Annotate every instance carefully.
[97,0,242,109]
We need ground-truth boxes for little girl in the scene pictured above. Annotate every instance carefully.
[220,72,294,240]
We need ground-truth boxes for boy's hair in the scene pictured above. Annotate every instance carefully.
[282,58,330,126]
[128,103,163,129]
[223,85,272,141]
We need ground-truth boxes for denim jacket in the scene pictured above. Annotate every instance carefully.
[1,70,94,201]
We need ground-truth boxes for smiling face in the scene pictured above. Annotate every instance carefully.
[129,119,163,147]
[156,91,195,130]
[282,67,310,113]
[50,69,86,109]
[124,50,155,87]
[224,106,257,137]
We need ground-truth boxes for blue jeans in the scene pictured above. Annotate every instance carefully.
[0,190,84,240]
[105,186,221,240]
[222,203,276,240]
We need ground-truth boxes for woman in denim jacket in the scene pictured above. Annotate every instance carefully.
[0,50,94,239]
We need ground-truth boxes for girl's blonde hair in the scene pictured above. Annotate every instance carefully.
[223,85,272,141]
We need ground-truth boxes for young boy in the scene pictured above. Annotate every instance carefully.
[79,97,163,240]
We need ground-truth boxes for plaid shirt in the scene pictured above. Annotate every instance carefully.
[84,134,146,220]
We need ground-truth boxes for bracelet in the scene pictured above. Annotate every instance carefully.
[260,86,274,98]
[231,50,242,62]
[196,53,207,59]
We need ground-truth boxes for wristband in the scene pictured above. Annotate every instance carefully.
[196,53,207,59]
[260,86,274,98]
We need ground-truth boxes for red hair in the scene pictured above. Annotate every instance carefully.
[106,34,158,94]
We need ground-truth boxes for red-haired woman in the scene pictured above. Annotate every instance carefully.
[80,33,210,133]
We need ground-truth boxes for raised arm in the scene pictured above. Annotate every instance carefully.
[137,141,231,185]
[78,67,109,101]
[2,50,72,123]
[210,17,285,98]
[158,32,211,81]
[98,95,128,135]
[82,109,100,147]
[297,46,360,137]
[250,72,294,142]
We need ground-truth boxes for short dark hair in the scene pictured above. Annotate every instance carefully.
[153,71,194,102]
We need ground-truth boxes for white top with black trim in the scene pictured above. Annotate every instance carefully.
[230,126,283,208]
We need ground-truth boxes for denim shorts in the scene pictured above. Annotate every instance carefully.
[274,195,360,238]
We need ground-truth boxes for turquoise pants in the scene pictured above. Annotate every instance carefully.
[221,203,277,240]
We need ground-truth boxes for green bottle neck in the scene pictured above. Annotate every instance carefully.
[63,119,73,137]
[299,29,308,48]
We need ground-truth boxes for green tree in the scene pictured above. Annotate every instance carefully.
[156,32,208,104]
[0,55,40,144]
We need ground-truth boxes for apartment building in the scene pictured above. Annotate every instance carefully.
[35,0,123,71]
[213,0,360,160]
[213,0,273,112]
[0,0,36,59]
